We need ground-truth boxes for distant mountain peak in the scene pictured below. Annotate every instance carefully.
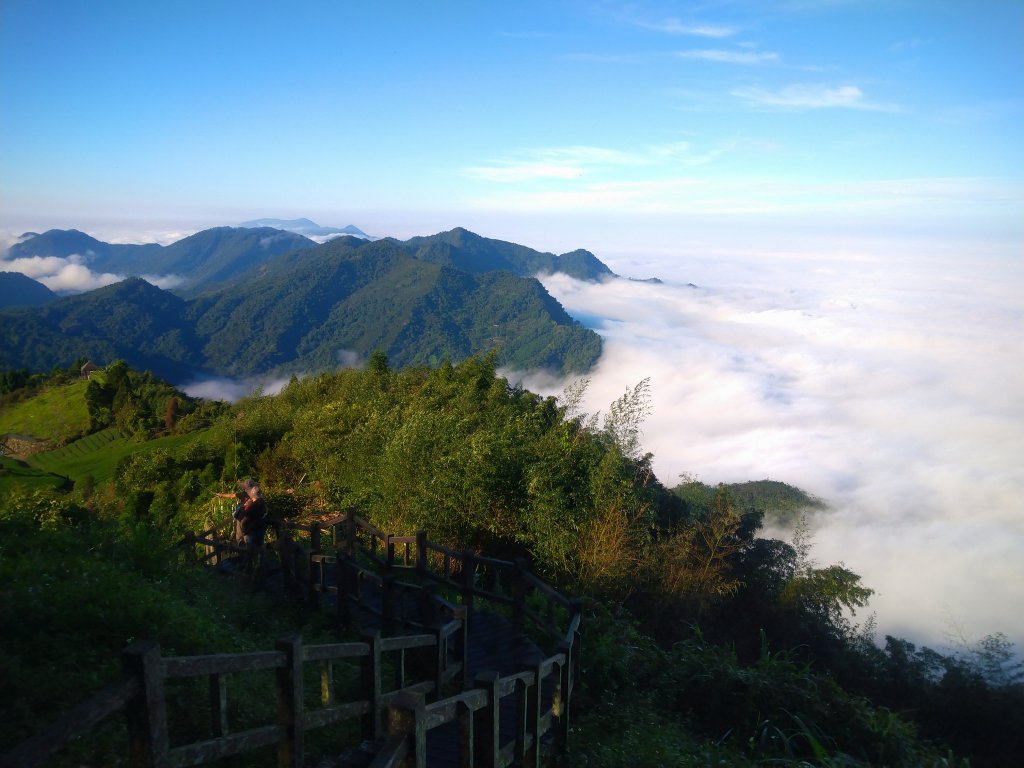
[239,218,370,239]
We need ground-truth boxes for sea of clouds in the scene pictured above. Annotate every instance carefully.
[518,235,1024,652]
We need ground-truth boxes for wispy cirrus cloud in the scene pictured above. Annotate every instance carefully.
[676,48,780,65]
[466,141,732,185]
[467,173,1022,217]
[636,18,737,38]
[731,84,900,111]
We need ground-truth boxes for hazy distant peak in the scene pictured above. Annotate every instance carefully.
[239,218,370,239]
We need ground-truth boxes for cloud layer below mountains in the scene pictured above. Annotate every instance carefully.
[523,238,1023,651]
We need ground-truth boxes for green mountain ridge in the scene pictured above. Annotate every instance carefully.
[1,232,604,379]
[0,271,58,308]
[399,226,615,282]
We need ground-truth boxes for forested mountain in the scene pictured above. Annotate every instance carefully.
[0,278,204,381]
[6,226,315,293]
[0,234,603,378]
[0,271,57,308]
[7,225,616,295]
[399,226,615,282]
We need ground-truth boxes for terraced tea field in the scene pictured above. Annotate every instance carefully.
[28,429,202,485]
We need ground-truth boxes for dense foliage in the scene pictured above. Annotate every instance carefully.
[2,359,1021,766]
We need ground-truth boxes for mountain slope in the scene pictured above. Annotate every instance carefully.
[190,236,601,375]
[0,272,58,308]
[0,278,204,380]
[399,227,615,282]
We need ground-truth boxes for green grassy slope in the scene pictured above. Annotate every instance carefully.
[29,429,203,485]
[0,380,90,441]
[0,456,69,493]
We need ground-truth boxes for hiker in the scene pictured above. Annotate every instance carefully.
[214,478,268,548]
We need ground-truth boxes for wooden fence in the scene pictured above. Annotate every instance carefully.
[3,513,581,768]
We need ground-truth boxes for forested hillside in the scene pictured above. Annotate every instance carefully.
[0,228,605,378]
[0,271,58,308]
[2,360,1021,766]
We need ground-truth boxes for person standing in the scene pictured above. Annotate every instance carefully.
[215,478,268,548]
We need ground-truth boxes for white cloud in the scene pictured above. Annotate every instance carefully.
[466,141,733,189]
[467,163,585,183]
[516,239,1024,650]
[179,374,293,402]
[0,253,123,293]
[676,49,779,65]
[0,230,187,293]
[141,273,186,290]
[467,170,1022,218]
[637,18,737,38]
[731,83,900,111]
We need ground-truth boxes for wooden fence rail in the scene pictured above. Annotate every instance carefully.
[4,513,582,768]
[2,631,452,768]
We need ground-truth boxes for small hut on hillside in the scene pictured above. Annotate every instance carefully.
[80,361,100,378]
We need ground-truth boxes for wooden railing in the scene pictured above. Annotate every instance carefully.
[4,512,582,767]
[1,632,446,768]
[281,513,583,652]
[274,513,582,768]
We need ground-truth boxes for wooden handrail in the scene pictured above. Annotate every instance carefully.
[168,511,582,766]
[2,630,459,768]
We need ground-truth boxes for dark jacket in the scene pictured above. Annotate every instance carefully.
[237,496,268,535]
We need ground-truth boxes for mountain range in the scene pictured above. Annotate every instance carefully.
[0,226,613,381]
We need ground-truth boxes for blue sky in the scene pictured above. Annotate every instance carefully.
[1,0,1022,247]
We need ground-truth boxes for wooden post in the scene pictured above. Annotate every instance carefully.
[275,635,304,768]
[121,639,168,768]
[362,631,383,741]
[416,529,428,575]
[523,664,542,768]
[512,558,527,636]
[459,698,475,768]
[309,521,322,556]
[382,573,396,636]
[345,512,357,556]
[430,618,446,700]
[386,691,427,768]
[335,557,351,628]
[457,608,470,691]
[209,672,228,738]
[556,641,573,753]
[461,550,476,615]
[474,671,500,768]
